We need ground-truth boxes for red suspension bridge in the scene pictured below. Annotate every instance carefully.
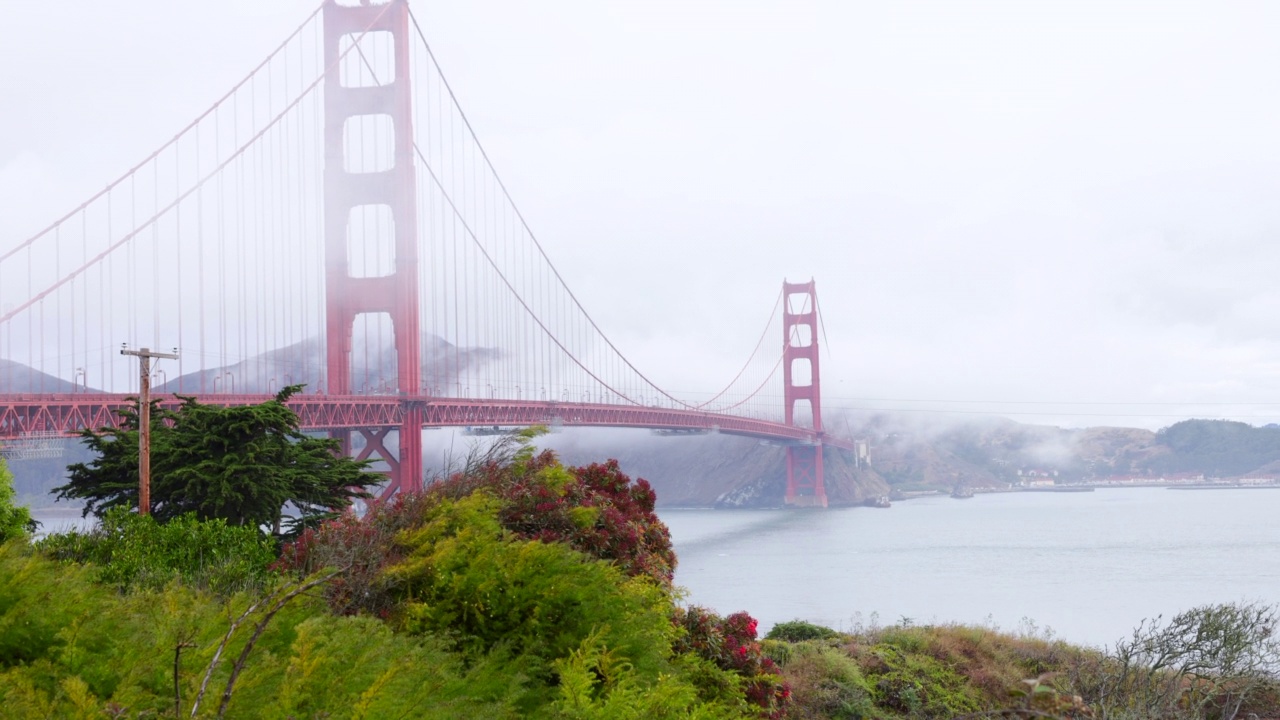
[0,1,845,506]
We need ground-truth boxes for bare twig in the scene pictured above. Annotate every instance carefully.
[173,631,197,718]
[215,569,344,719]
[190,596,271,718]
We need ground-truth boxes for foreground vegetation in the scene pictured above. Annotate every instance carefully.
[2,408,1278,718]
[766,610,1280,720]
[2,428,788,718]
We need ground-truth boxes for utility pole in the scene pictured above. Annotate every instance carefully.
[120,346,179,515]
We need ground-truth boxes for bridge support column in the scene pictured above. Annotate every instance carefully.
[322,0,422,498]
[399,405,424,494]
[786,445,825,508]
[782,280,826,507]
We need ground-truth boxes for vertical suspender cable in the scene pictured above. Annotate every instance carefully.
[175,133,184,389]
[106,193,114,390]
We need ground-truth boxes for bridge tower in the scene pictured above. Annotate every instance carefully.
[323,0,423,495]
[782,280,826,507]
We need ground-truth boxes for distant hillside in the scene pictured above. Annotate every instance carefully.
[1148,419,1280,477]
[0,334,499,397]
[858,415,1280,490]
[9,416,1280,510]
[0,359,86,393]
[156,335,498,394]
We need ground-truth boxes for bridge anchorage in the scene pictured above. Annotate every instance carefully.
[0,0,851,507]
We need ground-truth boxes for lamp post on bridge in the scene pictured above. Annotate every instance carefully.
[120,346,179,516]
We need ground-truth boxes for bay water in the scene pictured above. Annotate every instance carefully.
[660,487,1280,648]
[29,487,1280,649]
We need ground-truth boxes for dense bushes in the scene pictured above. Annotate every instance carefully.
[767,620,840,643]
[0,542,516,718]
[4,432,773,718]
[766,623,1092,719]
[10,426,1278,719]
[2,505,752,717]
[387,494,678,692]
[762,615,1280,720]
[392,492,766,717]
[675,606,791,718]
[37,506,276,593]
[427,431,677,585]
[276,435,772,718]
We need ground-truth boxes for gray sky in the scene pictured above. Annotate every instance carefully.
[3,1,1280,429]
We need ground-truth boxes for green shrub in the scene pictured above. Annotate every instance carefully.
[427,432,677,586]
[761,638,793,666]
[0,541,521,718]
[766,619,840,643]
[781,642,878,720]
[0,458,35,543]
[37,506,276,594]
[862,641,983,717]
[278,441,762,717]
[384,493,724,715]
[550,632,749,720]
[278,434,677,616]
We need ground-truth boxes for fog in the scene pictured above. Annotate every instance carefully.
[4,1,1280,430]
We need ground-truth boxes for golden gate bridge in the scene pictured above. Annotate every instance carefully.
[0,0,844,506]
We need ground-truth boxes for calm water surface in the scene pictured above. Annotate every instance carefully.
[30,507,94,537]
[659,488,1280,648]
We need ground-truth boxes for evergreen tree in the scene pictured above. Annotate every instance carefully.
[0,458,36,542]
[54,386,379,534]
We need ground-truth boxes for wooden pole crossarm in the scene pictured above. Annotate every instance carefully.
[120,347,180,515]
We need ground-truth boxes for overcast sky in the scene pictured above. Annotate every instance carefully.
[3,1,1280,429]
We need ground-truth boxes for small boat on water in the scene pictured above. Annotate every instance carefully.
[868,495,891,508]
[951,486,975,499]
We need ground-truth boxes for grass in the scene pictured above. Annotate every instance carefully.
[772,621,1101,719]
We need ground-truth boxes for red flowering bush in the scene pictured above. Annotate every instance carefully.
[675,606,792,718]
[502,457,674,585]
[277,431,676,614]
[429,443,676,586]
[275,432,786,717]
[272,490,437,616]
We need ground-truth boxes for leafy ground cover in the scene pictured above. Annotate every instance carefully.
[0,431,781,718]
[767,613,1280,720]
[2,426,1277,718]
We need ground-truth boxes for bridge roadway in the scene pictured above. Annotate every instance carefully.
[0,393,850,450]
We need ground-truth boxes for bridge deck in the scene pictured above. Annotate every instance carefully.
[0,393,851,450]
